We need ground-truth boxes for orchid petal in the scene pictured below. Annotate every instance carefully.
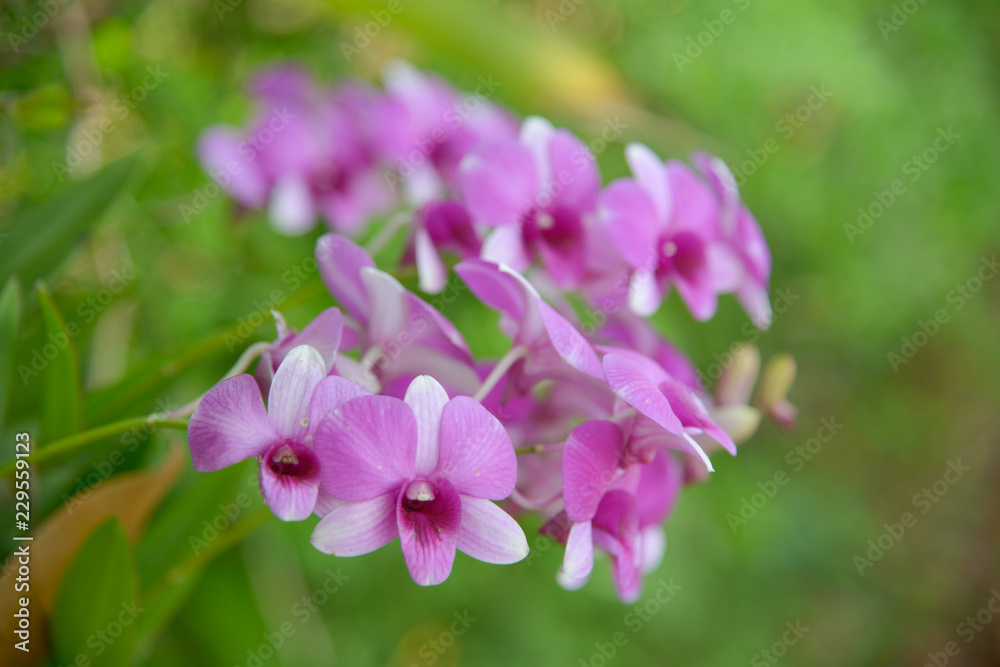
[414,227,448,294]
[404,375,449,476]
[397,478,462,586]
[292,307,343,371]
[602,352,684,434]
[269,175,316,236]
[316,233,375,323]
[563,420,626,522]
[188,375,275,471]
[459,141,538,227]
[197,127,268,208]
[600,179,662,270]
[625,142,672,221]
[308,375,371,434]
[456,496,528,564]
[558,521,594,588]
[438,396,516,499]
[260,459,320,521]
[268,345,327,440]
[315,395,417,501]
[311,492,399,555]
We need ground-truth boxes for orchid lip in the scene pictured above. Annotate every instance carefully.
[403,479,436,511]
[265,441,317,478]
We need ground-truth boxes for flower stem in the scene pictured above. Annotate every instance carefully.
[514,442,564,456]
[0,415,189,479]
[473,345,528,403]
[365,209,413,256]
[161,340,272,420]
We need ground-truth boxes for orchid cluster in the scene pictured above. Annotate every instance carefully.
[189,62,795,602]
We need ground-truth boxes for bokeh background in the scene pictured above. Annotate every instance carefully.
[2,0,999,665]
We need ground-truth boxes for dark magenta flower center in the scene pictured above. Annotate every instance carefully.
[523,206,582,253]
[402,479,436,512]
[657,231,705,280]
[265,441,318,478]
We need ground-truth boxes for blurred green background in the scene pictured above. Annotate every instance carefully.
[1,0,999,665]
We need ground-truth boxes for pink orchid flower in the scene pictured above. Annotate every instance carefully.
[311,375,528,585]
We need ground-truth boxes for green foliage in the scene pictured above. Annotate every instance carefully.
[36,282,83,443]
[0,276,22,429]
[52,518,140,667]
[0,152,144,288]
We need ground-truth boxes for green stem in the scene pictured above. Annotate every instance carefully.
[473,345,528,403]
[514,442,564,456]
[0,415,189,478]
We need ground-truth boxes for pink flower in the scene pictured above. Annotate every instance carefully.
[405,200,482,294]
[197,65,393,236]
[188,345,370,521]
[552,420,683,602]
[595,311,702,390]
[455,259,603,390]
[254,307,346,395]
[311,375,528,585]
[599,143,743,319]
[379,61,518,205]
[602,349,736,473]
[315,233,478,394]
[459,116,601,288]
[692,151,773,327]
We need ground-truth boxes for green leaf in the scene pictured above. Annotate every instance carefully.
[51,518,141,667]
[37,282,83,443]
[0,276,22,428]
[0,151,144,287]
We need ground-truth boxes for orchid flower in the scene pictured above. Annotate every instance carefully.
[551,420,683,602]
[599,143,743,319]
[459,116,601,288]
[188,345,369,521]
[311,375,528,585]
[254,307,345,395]
[316,233,479,394]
